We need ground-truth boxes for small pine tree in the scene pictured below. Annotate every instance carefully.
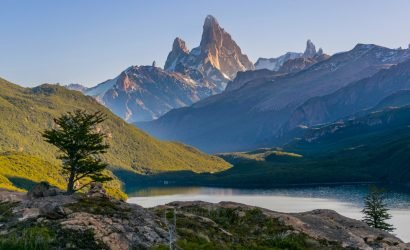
[42,110,112,194]
[362,187,394,232]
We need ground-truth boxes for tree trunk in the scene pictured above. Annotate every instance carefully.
[66,171,76,194]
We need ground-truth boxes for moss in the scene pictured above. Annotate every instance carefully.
[65,197,130,218]
[0,202,18,222]
[0,226,54,250]
[153,206,344,250]
[53,228,108,250]
[0,219,108,250]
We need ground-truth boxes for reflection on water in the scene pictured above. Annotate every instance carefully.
[127,185,410,242]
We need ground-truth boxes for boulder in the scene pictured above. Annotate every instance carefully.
[87,182,108,199]
[39,202,67,219]
[27,182,62,199]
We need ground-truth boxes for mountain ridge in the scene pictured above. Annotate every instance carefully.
[139,44,410,153]
[284,58,410,132]
[254,40,327,72]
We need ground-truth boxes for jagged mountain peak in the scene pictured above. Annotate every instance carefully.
[204,15,220,29]
[199,15,254,78]
[164,15,254,90]
[200,14,226,50]
[172,37,189,53]
[303,39,317,57]
[164,37,190,70]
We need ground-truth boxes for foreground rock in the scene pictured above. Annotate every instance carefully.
[157,201,409,250]
[0,187,408,249]
[0,185,167,250]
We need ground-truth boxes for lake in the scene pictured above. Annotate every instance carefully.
[127,185,410,242]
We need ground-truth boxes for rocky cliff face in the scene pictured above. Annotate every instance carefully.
[199,15,255,79]
[164,15,255,90]
[163,37,189,71]
[303,39,317,58]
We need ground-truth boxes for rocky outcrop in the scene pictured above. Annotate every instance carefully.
[199,15,255,79]
[0,189,167,250]
[303,39,317,58]
[162,201,409,250]
[164,37,189,71]
[27,181,63,199]
[1,189,408,249]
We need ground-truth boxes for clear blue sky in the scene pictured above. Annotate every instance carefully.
[1,0,410,87]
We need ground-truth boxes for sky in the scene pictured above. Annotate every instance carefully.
[1,0,410,87]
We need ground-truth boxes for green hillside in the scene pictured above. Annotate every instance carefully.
[0,152,126,199]
[0,78,230,195]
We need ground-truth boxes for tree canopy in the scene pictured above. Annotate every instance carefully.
[362,187,394,232]
[42,110,111,194]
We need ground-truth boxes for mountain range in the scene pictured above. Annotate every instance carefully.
[67,15,254,122]
[140,44,410,153]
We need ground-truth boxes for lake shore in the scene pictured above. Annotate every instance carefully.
[128,185,410,242]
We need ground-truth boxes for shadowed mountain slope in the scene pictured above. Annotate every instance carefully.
[140,44,410,153]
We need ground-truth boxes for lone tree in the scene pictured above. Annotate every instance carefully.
[42,110,112,194]
[362,187,394,232]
